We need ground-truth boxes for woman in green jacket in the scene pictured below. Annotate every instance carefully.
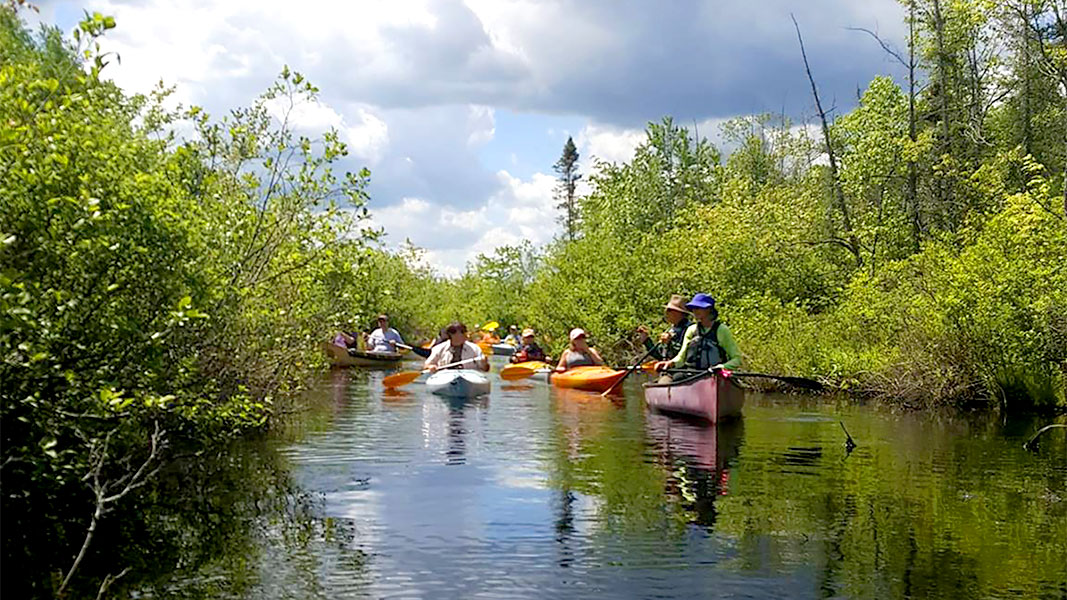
[653,293,741,380]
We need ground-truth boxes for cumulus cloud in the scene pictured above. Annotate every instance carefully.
[37,0,906,275]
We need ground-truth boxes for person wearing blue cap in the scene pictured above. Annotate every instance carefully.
[653,293,742,380]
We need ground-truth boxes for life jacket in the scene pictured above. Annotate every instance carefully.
[661,317,691,358]
[512,343,545,363]
[684,321,726,370]
[565,350,596,368]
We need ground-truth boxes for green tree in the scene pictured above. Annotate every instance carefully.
[554,136,581,240]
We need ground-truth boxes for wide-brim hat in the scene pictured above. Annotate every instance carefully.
[569,328,587,341]
[685,293,716,310]
[521,328,535,337]
[664,294,691,314]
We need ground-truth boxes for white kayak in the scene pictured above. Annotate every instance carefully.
[425,369,491,398]
[491,343,516,356]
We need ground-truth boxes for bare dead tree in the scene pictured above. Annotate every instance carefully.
[57,422,166,598]
[907,1,922,250]
[792,14,863,267]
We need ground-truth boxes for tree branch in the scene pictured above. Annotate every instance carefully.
[58,422,165,597]
[847,26,908,67]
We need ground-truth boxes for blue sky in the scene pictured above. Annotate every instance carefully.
[38,0,907,274]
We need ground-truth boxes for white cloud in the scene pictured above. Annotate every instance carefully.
[465,105,495,147]
[36,0,906,277]
[439,207,490,231]
[263,96,390,165]
[576,123,645,166]
[367,169,558,274]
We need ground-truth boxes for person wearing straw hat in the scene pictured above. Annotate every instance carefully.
[654,293,742,381]
[556,328,605,371]
[510,328,549,364]
[636,294,692,361]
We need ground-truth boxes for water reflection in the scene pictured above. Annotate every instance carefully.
[121,364,1065,599]
[442,396,489,465]
[644,412,745,529]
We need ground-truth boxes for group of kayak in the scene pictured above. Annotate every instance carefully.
[328,292,749,422]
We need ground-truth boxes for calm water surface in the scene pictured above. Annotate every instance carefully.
[164,357,1066,599]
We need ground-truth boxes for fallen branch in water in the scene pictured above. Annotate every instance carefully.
[839,421,857,453]
[1023,423,1066,451]
[58,421,165,598]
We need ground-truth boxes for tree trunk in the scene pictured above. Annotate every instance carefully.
[932,0,954,227]
[792,15,862,267]
[908,0,921,252]
[1022,2,1033,157]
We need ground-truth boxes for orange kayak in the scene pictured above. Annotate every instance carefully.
[508,360,552,371]
[549,366,628,392]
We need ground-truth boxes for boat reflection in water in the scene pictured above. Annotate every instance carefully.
[442,395,489,466]
[644,411,745,528]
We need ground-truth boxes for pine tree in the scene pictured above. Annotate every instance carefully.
[554,136,581,240]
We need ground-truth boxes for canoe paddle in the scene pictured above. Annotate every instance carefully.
[396,342,431,358]
[382,357,482,388]
[600,345,659,397]
[670,368,824,391]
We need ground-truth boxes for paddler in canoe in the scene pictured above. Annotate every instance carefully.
[425,321,490,372]
[636,294,692,362]
[555,328,606,371]
[653,293,742,381]
[510,328,549,364]
[367,314,407,353]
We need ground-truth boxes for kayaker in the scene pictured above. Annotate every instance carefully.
[556,328,605,371]
[636,294,692,361]
[367,314,405,353]
[502,325,522,347]
[510,328,548,364]
[654,293,742,380]
[425,322,490,372]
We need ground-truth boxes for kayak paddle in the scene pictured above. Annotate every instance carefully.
[382,357,482,388]
[600,346,659,397]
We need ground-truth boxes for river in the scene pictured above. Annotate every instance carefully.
[144,356,1065,599]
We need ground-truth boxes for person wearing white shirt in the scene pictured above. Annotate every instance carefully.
[424,322,490,372]
[367,314,404,353]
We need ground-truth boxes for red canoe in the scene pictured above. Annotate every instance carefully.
[643,372,745,422]
[550,366,628,393]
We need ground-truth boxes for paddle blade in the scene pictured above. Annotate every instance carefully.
[779,376,824,391]
[499,365,537,381]
[640,362,657,373]
[481,321,500,332]
[382,370,422,388]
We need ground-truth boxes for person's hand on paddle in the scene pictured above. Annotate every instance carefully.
[653,360,673,372]
[658,332,672,344]
[426,364,438,372]
[635,326,649,344]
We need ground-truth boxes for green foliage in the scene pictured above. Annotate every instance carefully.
[451,23,1067,410]
[0,9,382,595]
